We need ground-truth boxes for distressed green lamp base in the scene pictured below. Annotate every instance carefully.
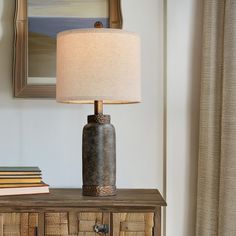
[82,114,116,197]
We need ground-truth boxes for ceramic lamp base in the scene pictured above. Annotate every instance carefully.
[82,114,116,197]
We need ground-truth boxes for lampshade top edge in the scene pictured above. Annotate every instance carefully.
[57,28,139,38]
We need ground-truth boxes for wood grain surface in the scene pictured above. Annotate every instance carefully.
[113,212,154,236]
[0,189,166,209]
[0,189,166,236]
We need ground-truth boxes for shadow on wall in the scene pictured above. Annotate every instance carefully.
[0,0,15,99]
[185,0,203,235]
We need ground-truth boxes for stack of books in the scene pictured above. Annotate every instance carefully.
[0,167,49,196]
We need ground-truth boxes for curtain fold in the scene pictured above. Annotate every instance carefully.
[196,0,236,235]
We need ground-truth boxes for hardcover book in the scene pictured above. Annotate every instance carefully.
[0,167,41,176]
[0,167,49,196]
[0,182,47,188]
[0,178,41,184]
[0,184,49,196]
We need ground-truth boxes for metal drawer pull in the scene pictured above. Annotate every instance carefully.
[94,224,109,234]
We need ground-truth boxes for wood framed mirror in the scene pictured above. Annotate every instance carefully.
[13,0,122,98]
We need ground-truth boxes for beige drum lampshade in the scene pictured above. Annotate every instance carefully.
[56,29,141,104]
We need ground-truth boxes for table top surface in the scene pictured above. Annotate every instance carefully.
[0,188,167,208]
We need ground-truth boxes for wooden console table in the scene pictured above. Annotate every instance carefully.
[0,188,166,236]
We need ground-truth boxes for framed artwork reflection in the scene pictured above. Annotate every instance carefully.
[13,0,122,98]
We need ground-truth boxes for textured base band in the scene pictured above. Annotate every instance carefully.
[88,114,111,124]
[83,185,116,197]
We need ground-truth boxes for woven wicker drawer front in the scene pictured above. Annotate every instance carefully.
[0,189,165,236]
[45,213,68,236]
[0,213,38,236]
[45,212,108,236]
[112,213,154,236]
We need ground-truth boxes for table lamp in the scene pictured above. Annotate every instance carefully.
[56,29,141,197]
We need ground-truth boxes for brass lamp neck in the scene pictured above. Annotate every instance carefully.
[94,100,103,114]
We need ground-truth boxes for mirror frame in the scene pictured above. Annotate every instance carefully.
[13,0,123,98]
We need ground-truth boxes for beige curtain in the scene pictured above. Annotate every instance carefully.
[196,0,236,235]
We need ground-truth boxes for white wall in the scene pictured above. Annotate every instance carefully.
[166,0,203,236]
[0,0,164,191]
